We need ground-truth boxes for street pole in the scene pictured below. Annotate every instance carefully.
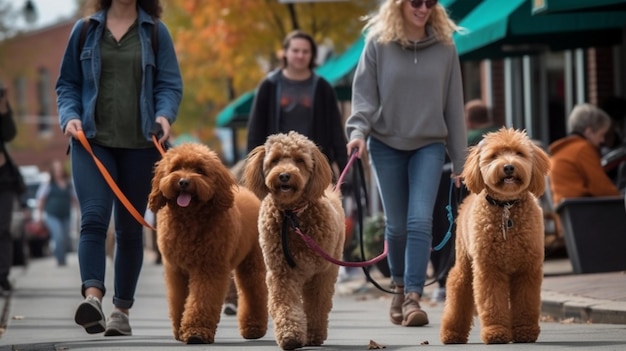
[286,3,300,31]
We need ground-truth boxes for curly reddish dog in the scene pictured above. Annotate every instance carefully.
[148,143,268,344]
[441,128,550,344]
[243,132,345,350]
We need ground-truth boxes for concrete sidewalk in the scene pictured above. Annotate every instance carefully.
[0,252,625,350]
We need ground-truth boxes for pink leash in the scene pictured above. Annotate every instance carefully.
[288,150,389,267]
[293,225,388,267]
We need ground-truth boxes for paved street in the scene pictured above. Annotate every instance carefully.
[1,252,626,350]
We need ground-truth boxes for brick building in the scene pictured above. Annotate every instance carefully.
[0,18,76,170]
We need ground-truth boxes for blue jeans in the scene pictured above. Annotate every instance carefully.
[44,215,71,266]
[368,137,445,296]
[71,138,159,309]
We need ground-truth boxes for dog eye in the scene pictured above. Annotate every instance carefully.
[295,158,305,164]
[195,167,205,175]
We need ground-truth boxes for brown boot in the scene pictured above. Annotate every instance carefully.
[389,285,404,325]
[401,292,429,326]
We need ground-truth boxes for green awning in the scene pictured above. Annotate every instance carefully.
[315,35,364,85]
[216,36,365,128]
[455,0,626,61]
[532,0,626,15]
[440,0,483,22]
[215,91,255,128]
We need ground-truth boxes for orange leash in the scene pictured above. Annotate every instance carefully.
[75,130,164,230]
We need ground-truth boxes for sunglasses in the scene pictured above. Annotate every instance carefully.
[407,0,438,9]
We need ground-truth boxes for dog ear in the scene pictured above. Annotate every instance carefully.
[462,143,485,194]
[208,162,236,211]
[528,142,551,197]
[242,145,269,199]
[305,146,333,200]
[148,160,167,211]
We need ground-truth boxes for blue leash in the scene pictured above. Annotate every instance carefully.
[432,178,455,251]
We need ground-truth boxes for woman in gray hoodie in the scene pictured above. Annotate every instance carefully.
[345,0,466,327]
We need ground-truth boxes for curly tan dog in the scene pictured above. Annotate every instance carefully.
[243,131,345,351]
[148,143,268,344]
[441,128,550,344]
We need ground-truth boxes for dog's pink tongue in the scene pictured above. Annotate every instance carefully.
[177,192,191,207]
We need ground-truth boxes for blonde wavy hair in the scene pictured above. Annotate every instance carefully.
[363,0,460,47]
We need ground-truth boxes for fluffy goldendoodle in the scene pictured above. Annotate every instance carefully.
[148,143,268,344]
[243,131,345,350]
[440,128,550,344]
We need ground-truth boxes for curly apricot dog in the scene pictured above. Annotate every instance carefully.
[148,143,268,344]
[243,131,345,350]
[441,128,550,344]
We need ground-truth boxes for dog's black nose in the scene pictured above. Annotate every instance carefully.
[504,164,515,175]
[179,178,190,189]
[279,173,291,183]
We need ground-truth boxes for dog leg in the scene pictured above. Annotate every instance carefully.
[510,267,542,343]
[234,248,269,340]
[180,271,229,344]
[440,252,475,344]
[302,269,337,346]
[163,264,188,341]
[474,267,513,344]
[267,271,307,350]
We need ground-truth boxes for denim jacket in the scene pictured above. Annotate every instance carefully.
[56,7,183,141]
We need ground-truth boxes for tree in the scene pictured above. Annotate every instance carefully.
[162,0,377,135]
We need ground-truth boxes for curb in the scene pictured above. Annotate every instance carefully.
[541,291,626,325]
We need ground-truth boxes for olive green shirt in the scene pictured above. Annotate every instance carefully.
[94,21,151,148]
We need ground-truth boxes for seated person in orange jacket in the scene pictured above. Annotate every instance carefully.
[549,103,621,206]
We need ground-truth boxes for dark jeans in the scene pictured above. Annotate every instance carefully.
[70,138,159,309]
[0,189,16,279]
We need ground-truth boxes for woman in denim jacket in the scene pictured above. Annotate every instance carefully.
[56,0,182,337]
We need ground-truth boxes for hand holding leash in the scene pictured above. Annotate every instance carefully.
[346,138,365,159]
[150,121,171,155]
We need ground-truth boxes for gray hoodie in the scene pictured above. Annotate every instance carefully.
[346,32,467,173]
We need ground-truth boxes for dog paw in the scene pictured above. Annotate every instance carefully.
[305,329,327,346]
[512,325,540,343]
[440,330,469,344]
[241,325,267,339]
[186,335,210,344]
[481,325,512,344]
[182,329,215,344]
[279,337,304,351]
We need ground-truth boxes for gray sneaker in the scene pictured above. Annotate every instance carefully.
[104,311,132,336]
[74,296,106,334]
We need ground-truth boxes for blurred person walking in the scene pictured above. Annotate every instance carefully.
[35,160,78,267]
[246,30,348,176]
[56,0,182,337]
[345,0,466,327]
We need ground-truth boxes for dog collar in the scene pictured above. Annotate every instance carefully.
[485,195,518,240]
[485,195,518,208]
